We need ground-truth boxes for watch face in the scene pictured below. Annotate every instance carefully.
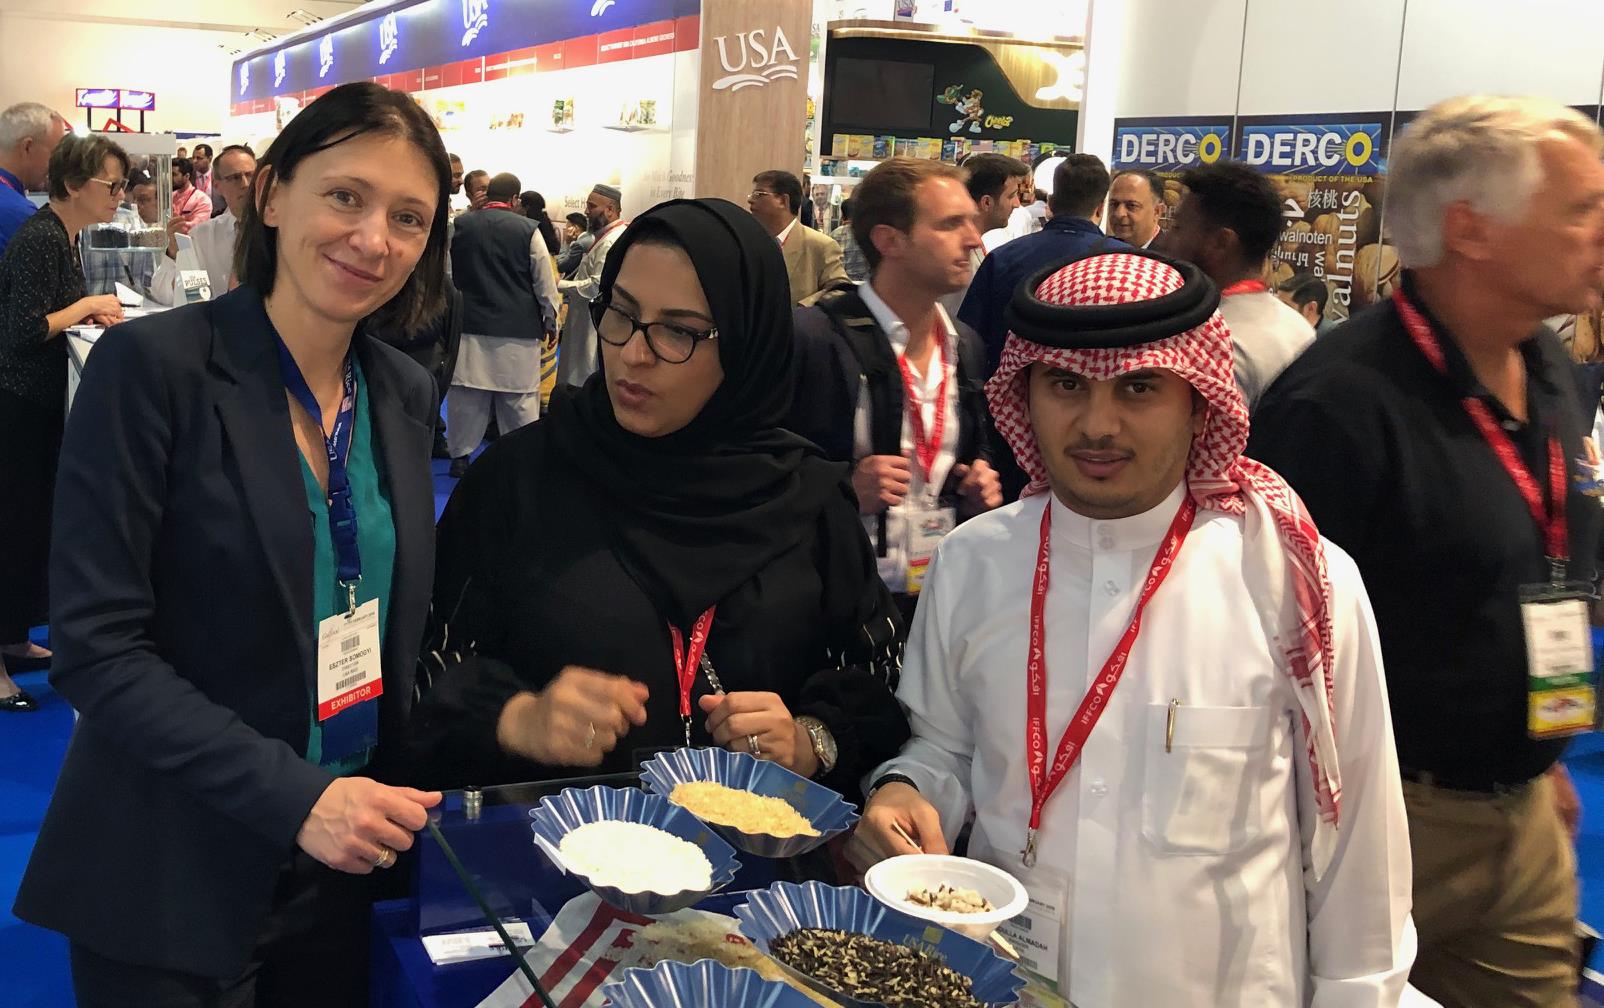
[816,723,838,768]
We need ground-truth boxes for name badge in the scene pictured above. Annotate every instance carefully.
[1519,583,1596,739]
[994,864,1071,1006]
[317,598,384,722]
[903,502,957,596]
[179,269,211,304]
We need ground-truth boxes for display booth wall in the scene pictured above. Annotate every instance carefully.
[225,0,813,218]
[1078,0,1604,326]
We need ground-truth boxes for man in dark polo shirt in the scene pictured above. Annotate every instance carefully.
[1250,96,1604,1007]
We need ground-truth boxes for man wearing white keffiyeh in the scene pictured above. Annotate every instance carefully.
[858,247,1418,1007]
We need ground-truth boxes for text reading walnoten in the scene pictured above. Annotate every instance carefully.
[1277,190,1367,285]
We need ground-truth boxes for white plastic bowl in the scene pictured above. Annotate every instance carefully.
[863,853,1029,942]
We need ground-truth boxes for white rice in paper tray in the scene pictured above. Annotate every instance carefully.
[474,892,835,1008]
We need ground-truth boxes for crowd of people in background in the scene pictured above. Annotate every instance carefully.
[0,83,1601,1008]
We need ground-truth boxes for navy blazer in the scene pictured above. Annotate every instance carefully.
[14,286,438,978]
[957,217,1126,375]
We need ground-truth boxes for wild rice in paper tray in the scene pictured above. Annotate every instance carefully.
[473,892,835,1008]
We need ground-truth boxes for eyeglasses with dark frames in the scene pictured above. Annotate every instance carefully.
[595,304,718,364]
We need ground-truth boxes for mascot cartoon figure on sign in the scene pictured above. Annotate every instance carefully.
[937,85,986,134]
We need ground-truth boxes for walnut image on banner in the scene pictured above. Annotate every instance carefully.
[1238,112,1396,325]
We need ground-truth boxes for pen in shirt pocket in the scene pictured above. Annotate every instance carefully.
[1166,698,1181,753]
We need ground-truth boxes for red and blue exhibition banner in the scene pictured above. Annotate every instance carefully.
[230,0,699,115]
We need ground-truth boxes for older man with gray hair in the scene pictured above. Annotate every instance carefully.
[0,102,69,254]
[1251,96,1604,1007]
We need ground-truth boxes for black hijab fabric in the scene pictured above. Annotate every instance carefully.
[549,198,848,628]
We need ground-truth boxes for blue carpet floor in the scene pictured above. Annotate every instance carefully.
[4,464,1604,1004]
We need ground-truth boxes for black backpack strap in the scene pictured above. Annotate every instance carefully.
[814,289,903,458]
[815,289,904,558]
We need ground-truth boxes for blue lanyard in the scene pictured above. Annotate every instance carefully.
[274,338,362,606]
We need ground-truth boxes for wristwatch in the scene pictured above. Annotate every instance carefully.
[793,716,838,777]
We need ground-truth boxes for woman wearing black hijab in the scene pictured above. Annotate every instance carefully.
[413,198,907,798]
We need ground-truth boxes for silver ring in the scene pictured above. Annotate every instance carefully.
[373,846,395,869]
[585,721,596,750]
[747,733,761,756]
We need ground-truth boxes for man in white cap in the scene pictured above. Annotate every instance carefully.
[856,247,1415,1006]
[557,182,627,390]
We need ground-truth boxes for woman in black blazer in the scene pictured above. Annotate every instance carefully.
[15,83,451,1007]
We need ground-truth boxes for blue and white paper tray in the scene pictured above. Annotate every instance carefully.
[601,959,822,1008]
[734,880,1025,1007]
[527,785,740,917]
[640,747,859,858]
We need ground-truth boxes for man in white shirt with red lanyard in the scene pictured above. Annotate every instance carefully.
[789,157,1003,620]
[856,247,1416,1007]
[1160,160,1315,412]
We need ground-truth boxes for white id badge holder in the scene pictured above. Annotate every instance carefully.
[175,234,211,303]
[1518,578,1597,739]
[994,863,1072,1008]
[315,598,384,723]
[902,499,956,596]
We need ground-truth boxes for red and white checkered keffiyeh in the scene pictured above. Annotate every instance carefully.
[985,252,1344,875]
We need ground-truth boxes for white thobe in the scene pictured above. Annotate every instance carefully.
[556,220,626,388]
[870,484,1415,1008]
[149,210,237,307]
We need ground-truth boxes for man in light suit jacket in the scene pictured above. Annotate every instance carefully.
[748,169,848,305]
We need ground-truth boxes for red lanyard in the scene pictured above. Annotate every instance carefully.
[597,219,627,242]
[669,607,717,746]
[1022,493,1198,867]
[1220,279,1268,297]
[1393,288,1568,579]
[482,201,514,211]
[0,171,21,196]
[897,323,949,486]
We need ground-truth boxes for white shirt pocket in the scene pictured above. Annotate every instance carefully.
[1141,704,1273,856]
